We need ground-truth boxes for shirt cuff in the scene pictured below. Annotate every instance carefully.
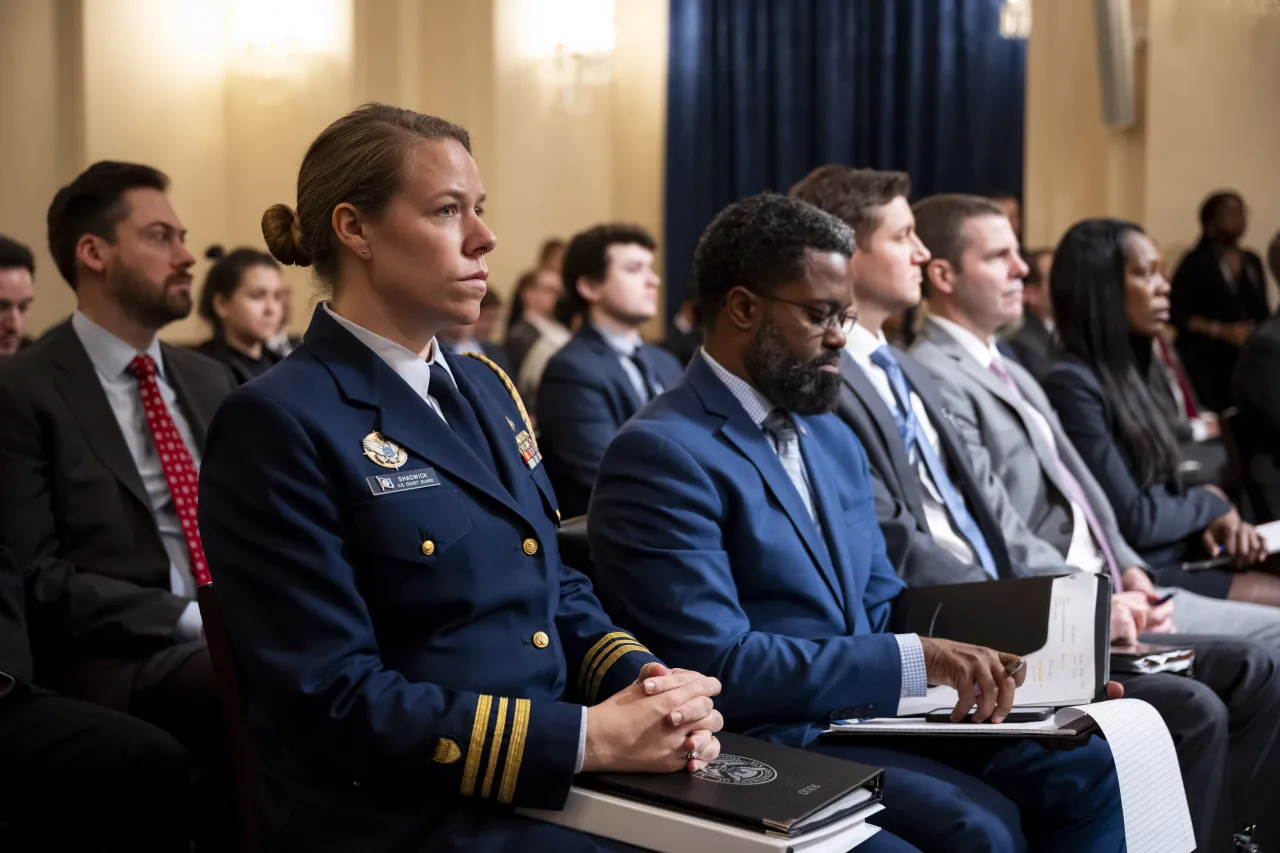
[895,633,928,698]
[174,600,203,642]
[575,705,588,774]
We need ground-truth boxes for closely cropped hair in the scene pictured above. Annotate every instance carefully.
[788,166,910,249]
[262,103,471,287]
[198,245,280,336]
[47,161,169,288]
[912,194,1007,271]
[1023,248,1053,287]
[0,235,35,275]
[1197,190,1243,232]
[562,224,656,316]
[693,193,854,326]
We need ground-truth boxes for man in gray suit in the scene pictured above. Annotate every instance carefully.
[907,193,1280,644]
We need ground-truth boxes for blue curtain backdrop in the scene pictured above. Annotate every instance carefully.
[664,0,1026,317]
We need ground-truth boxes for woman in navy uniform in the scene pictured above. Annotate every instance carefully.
[196,104,737,853]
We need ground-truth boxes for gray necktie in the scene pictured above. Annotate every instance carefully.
[762,409,816,522]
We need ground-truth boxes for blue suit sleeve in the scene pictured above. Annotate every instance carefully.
[589,428,903,730]
[199,388,581,809]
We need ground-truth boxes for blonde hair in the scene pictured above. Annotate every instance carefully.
[261,103,471,285]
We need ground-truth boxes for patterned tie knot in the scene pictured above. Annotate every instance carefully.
[868,345,899,372]
[128,353,158,380]
[762,409,797,442]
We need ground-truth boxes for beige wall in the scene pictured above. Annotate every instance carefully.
[1025,0,1280,301]
[1,0,669,343]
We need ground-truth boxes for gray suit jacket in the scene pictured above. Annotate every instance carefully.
[909,319,1148,575]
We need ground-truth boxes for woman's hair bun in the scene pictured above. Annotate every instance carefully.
[261,203,312,267]
[205,244,226,262]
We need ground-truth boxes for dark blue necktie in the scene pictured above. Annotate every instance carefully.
[869,346,999,579]
[429,361,497,473]
[627,347,662,402]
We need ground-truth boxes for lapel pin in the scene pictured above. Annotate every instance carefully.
[514,429,542,470]
[362,431,408,470]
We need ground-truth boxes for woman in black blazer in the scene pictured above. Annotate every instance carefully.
[1042,218,1279,603]
[195,246,284,384]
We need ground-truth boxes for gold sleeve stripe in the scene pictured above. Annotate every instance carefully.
[496,698,531,805]
[460,693,492,797]
[464,353,535,440]
[578,632,635,695]
[480,696,509,800]
[589,642,650,702]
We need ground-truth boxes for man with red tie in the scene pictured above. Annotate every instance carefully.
[0,162,237,849]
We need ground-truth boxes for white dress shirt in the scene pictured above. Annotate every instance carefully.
[71,311,203,640]
[325,304,589,771]
[928,317,1106,575]
[700,349,927,700]
[845,324,977,566]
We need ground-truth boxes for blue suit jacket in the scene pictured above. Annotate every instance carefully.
[588,355,906,748]
[537,324,685,518]
[198,308,657,852]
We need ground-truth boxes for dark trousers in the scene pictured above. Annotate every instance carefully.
[1120,635,1280,853]
[0,686,191,852]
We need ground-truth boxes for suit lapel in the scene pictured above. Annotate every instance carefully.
[795,416,849,610]
[46,324,149,509]
[581,327,646,412]
[838,353,923,515]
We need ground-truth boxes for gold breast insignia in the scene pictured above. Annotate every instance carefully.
[362,431,407,470]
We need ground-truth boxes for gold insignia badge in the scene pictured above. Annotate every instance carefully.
[362,432,407,470]
[433,737,462,764]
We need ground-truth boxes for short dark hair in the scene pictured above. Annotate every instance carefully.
[0,235,34,275]
[1023,248,1053,287]
[198,245,280,336]
[788,166,911,249]
[693,193,854,326]
[562,224,657,317]
[912,194,1007,270]
[47,161,169,288]
[1197,190,1243,231]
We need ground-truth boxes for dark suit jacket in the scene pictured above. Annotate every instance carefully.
[0,321,235,706]
[1233,313,1280,521]
[194,337,282,385]
[1006,312,1057,384]
[505,318,541,378]
[834,349,1012,587]
[660,324,702,366]
[0,546,33,689]
[536,325,684,518]
[1042,359,1231,587]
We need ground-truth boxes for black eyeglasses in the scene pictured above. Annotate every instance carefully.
[758,295,858,336]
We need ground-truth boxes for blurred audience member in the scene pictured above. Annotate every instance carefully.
[538,224,682,518]
[989,191,1022,243]
[1233,307,1280,523]
[1268,229,1280,283]
[0,161,238,849]
[1171,191,1271,412]
[1005,247,1056,382]
[661,291,702,366]
[1041,218,1277,604]
[437,288,512,371]
[539,237,566,274]
[195,246,284,385]
[0,235,35,356]
[505,267,566,376]
[266,278,302,357]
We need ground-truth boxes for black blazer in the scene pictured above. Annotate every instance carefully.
[1233,313,1280,521]
[1006,312,1057,384]
[0,321,236,706]
[1042,359,1232,589]
[195,337,282,385]
[0,545,33,689]
[660,325,702,366]
[834,348,1012,587]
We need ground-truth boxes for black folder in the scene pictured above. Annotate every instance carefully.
[578,732,883,838]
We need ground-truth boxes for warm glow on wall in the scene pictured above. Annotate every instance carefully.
[227,0,351,81]
[516,0,616,110]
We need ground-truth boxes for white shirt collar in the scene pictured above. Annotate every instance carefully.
[929,315,1000,369]
[323,302,454,390]
[699,347,776,428]
[592,323,642,357]
[844,321,890,365]
[71,310,165,381]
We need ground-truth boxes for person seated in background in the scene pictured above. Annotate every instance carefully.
[1004,248,1056,382]
[0,161,238,850]
[1170,191,1271,413]
[266,278,302,357]
[437,288,512,372]
[1039,218,1280,609]
[539,236,566,275]
[792,167,1280,850]
[1233,238,1280,523]
[0,235,36,356]
[661,291,702,366]
[194,245,285,385]
[589,192,1128,853]
[538,224,683,518]
[506,266,569,377]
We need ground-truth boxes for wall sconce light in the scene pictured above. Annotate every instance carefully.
[525,0,617,110]
[227,0,350,82]
[999,0,1033,39]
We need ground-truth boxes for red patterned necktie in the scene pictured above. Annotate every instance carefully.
[127,354,211,586]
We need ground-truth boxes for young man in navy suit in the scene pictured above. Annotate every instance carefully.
[537,224,684,518]
[588,193,1129,852]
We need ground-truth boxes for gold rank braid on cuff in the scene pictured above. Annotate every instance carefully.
[461,694,492,797]
[464,353,536,446]
[577,632,652,703]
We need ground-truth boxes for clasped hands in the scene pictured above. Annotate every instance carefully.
[582,662,723,775]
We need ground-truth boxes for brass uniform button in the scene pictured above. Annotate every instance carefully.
[421,540,436,556]
[522,538,539,556]
[532,631,550,649]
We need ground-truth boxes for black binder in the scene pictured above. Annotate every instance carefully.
[579,732,883,838]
